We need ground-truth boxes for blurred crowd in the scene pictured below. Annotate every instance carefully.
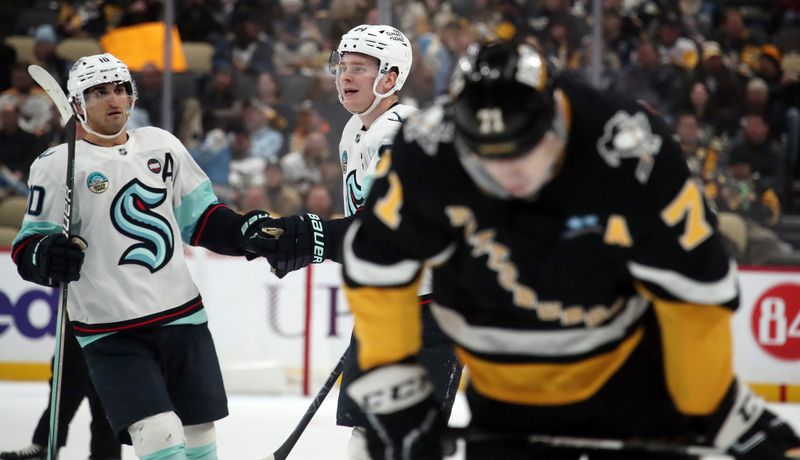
[0,0,799,263]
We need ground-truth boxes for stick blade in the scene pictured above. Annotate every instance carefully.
[27,65,72,126]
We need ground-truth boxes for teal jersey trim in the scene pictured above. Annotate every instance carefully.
[74,310,206,348]
[141,444,186,460]
[186,442,217,460]
[76,331,116,348]
[13,221,63,246]
[174,181,217,243]
[165,309,208,326]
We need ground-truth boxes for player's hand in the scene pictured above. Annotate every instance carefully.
[240,212,328,278]
[726,410,800,460]
[347,363,445,460]
[713,381,800,460]
[34,233,87,285]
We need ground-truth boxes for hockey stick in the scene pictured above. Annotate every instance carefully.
[28,65,77,460]
[443,427,731,459]
[263,351,348,460]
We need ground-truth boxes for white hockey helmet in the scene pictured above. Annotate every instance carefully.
[330,24,412,115]
[67,53,137,138]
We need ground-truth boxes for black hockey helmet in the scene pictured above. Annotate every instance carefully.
[450,41,556,159]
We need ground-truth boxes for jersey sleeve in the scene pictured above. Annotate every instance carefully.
[13,151,67,245]
[628,114,737,416]
[164,130,221,243]
[343,124,456,372]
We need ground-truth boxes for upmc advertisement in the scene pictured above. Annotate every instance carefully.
[1,248,798,399]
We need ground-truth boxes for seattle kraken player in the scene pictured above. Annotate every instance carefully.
[11,53,278,460]
[243,25,462,459]
[340,41,800,460]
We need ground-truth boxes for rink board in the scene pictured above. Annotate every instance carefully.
[0,248,798,400]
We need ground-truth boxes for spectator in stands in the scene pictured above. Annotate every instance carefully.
[57,0,115,38]
[724,114,786,199]
[272,14,324,76]
[612,40,681,117]
[263,161,303,217]
[243,100,284,162]
[655,12,699,75]
[251,71,292,138]
[212,13,275,76]
[31,25,68,87]
[202,67,243,131]
[237,184,273,214]
[692,41,744,136]
[190,128,231,190]
[709,150,792,264]
[176,0,223,43]
[675,112,722,183]
[303,183,335,220]
[742,77,785,135]
[280,130,327,195]
[0,64,53,138]
[288,101,331,154]
[117,0,163,27]
[682,81,724,139]
[228,121,265,191]
[0,98,40,182]
[714,7,769,77]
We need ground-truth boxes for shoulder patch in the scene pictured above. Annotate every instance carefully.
[596,111,662,184]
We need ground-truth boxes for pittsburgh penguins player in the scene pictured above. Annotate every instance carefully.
[12,53,279,460]
[241,25,462,459]
[340,41,800,460]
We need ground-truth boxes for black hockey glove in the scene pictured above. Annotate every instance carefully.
[19,234,87,287]
[711,381,800,460]
[347,363,445,460]
[240,212,329,278]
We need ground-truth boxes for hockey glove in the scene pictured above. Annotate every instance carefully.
[347,363,445,460]
[712,381,800,459]
[240,213,329,278]
[20,234,87,287]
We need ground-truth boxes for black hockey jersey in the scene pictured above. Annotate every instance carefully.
[342,73,738,420]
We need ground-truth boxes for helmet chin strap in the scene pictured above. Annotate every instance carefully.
[74,96,133,141]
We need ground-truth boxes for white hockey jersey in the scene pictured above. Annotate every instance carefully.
[339,104,417,217]
[337,104,436,295]
[15,127,218,343]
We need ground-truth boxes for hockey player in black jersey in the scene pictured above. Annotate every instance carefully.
[339,41,800,460]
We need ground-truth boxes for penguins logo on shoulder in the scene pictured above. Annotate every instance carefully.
[597,111,662,184]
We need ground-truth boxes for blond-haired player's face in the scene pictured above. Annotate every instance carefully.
[83,82,132,135]
[335,53,381,113]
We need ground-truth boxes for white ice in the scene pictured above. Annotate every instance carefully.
[1,381,798,459]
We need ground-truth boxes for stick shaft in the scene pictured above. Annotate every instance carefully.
[266,351,348,460]
[445,427,731,459]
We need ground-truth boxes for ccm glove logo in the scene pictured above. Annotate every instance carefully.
[347,364,433,414]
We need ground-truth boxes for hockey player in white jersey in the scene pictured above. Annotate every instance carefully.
[11,53,280,460]
[243,25,462,459]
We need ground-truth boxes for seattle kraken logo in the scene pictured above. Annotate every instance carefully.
[110,179,174,273]
[344,170,364,215]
